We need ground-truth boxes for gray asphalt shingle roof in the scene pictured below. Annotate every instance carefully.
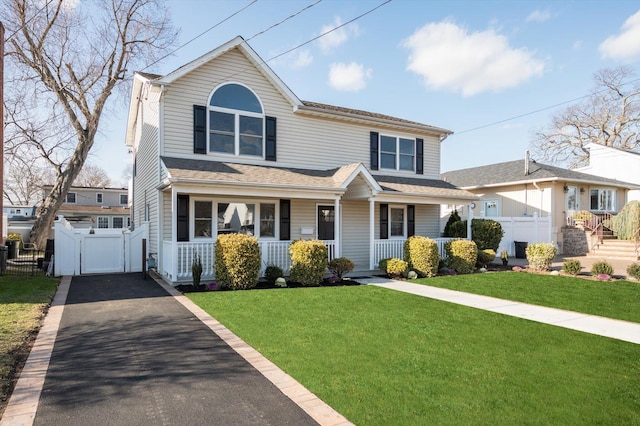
[161,157,476,200]
[442,159,640,189]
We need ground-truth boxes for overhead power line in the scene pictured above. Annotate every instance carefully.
[246,0,322,42]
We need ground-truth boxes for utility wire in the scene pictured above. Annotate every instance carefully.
[246,0,322,42]
[5,0,55,41]
[141,0,258,72]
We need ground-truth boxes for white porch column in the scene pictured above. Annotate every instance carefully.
[334,197,341,258]
[171,188,178,280]
[467,204,474,241]
[369,198,375,269]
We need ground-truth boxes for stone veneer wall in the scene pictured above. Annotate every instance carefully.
[562,226,590,255]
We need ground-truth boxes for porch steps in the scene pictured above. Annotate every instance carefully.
[588,239,639,261]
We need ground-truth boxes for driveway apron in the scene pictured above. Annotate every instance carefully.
[33,274,317,426]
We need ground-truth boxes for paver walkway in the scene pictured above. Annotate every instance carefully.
[359,277,640,344]
[1,274,351,426]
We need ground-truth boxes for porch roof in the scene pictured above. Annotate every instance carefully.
[160,157,476,201]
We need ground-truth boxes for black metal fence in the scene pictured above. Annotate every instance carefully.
[1,240,54,277]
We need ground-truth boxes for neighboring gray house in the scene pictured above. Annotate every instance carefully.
[125,36,477,284]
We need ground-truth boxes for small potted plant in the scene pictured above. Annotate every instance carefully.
[500,250,509,266]
[572,210,591,227]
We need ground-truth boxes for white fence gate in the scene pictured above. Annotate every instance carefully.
[492,215,552,256]
[54,216,149,276]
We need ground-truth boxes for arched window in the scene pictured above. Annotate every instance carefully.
[209,83,264,157]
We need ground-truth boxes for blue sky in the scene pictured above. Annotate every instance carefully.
[95,0,640,185]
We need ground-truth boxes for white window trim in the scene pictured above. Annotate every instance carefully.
[207,82,266,159]
[119,194,128,205]
[590,188,616,212]
[65,192,77,204]
[97,216,109,229]
[389,205,407,239]
[96,193,103,204]
[379,134,416,172]
[112,216,125,229]
[565,185,579,211]
[190,198,279,240]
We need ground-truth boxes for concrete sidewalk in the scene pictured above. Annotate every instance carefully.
[359,277,640,344]
[1,274,351,426]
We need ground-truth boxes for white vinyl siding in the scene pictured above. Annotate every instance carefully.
[160,49,442,179]
[340,200,370,270]
[415,204,441,238]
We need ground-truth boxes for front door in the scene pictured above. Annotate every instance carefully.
[317,206,335,240]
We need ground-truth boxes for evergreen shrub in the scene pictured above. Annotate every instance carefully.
[403,235,440,277]
[328,257,355,279]
[215,233,261,290]
[591,260,614,277]
[445,239,477,274]
[289,239,328,286]
[525,243,557,272]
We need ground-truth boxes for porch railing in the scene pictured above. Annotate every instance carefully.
[163,239,335,281]
[372,237,455,269]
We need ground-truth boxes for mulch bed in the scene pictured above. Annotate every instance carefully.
[175,277,362,293]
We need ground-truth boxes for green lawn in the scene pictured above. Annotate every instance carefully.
[412,272,640,323]
[189,286,640,425]
[0,276,59,408]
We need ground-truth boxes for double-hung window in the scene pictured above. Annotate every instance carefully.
[209,83,264,157]
[65,192,76,203]
[389,207,405,237]
[380,135,415,171]
[217,202,276,238]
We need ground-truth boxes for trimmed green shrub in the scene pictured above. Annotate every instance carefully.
[562,259,582,276]
[445,239,477,274]
[609,201,640,240]
[386,258,408,278]
[289,240,328,286]
[192,255,203,286]
[215,233,261,290]
[626,263,640,280]
[403,235,440,278]
[264,265,284,285]
[328,257,355,279]
[378,258,391,272]
[525,243,557,272]
[442,219,504,251]
[443,209,461,237]
[591,260,614,276]
[476,249,496,267]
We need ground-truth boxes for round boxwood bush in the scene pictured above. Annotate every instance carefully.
[562,259,582,276]
[264,265,284,285]
[591,260,614,277]
[627,263,640,280]
[525,243,557,272]
[445,239,477,274]
[328,257,355,279]
[476,249,496,268]
[403,235,440,278]
[386,258,408,278]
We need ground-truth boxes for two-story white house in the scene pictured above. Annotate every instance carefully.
[126,36,476,284]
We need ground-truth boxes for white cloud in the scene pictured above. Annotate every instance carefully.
[599,10,640,61]
[402,21,545,97]
[317,17,360,54]
[328,62,372,92]
[526,10,551,23]
[291,49,313,69]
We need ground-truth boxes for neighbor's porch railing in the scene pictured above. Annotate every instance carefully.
[162,239,336,281]
[372,238,455,269]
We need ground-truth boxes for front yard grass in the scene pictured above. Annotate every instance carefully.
[413,272,640,323]
[189,286,639,425]
[0,276,59,414]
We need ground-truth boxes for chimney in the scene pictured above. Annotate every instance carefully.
[524,150,530,175]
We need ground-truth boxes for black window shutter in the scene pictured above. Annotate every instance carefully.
[177,195,189,242]
[280,199,290,240]
[407,205,415,237]
[265,116,277,161]
[370,132,379,170]
[416,138,424,175]
[380,203,388,240]
[193,105,207,154]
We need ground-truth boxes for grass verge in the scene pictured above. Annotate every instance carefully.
[0,276,59,415]
[189,286,639,425]
[412,272,640,323]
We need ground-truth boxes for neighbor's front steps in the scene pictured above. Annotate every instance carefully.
[588,239,639,261]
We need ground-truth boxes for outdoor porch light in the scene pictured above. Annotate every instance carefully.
[580,187,585,193]
[563,184,569,193]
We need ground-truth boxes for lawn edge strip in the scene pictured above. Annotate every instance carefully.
[151,274,353,426]
[1,276,70,426]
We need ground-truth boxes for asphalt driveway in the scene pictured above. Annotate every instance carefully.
[33,274,319,425]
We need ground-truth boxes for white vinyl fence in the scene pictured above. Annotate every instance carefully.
[54,216,148,276]
[490,215,552,257]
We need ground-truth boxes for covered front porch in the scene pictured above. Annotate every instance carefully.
[161,237,457,281]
